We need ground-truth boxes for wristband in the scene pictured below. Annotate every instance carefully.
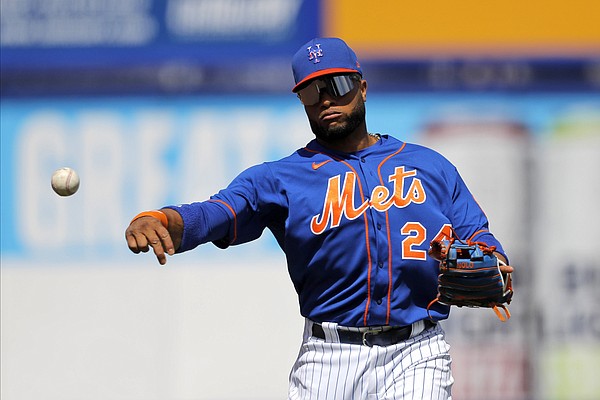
[131,210,168,228]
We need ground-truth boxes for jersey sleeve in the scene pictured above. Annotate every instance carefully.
[166,163,284,253]
[447,166,509,263]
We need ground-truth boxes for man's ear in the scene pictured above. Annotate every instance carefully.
[360,80,367,102]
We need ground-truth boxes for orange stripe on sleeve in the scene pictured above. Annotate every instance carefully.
[208,199,238,245]
[469,229,489,242]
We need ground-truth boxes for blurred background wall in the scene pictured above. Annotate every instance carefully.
[1,1,599,399]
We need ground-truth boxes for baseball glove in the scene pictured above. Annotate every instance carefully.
[427,236,513,322]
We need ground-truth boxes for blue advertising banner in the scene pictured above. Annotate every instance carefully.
[1,0,320,68]
[1,0,320,96]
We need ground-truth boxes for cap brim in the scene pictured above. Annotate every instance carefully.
[292,68,360,92]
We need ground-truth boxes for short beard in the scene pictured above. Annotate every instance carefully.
[309,99,366,144]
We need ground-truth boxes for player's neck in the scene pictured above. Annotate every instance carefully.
[317,127,377,153]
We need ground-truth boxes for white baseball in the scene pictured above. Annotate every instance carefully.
[51,167,80,196]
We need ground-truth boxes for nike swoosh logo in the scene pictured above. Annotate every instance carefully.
[312,160,332,170]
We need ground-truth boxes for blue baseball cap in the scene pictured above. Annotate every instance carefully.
[292,37,362,92]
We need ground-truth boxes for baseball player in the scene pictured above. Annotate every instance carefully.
[125,37,514,399]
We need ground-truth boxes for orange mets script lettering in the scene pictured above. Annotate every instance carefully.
[310,167,426,234]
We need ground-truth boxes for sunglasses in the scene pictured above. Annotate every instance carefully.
[297,74,359,106]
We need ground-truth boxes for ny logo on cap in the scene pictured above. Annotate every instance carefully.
[307,44,323,64]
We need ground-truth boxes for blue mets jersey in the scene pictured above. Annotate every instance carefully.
[167,135,507,327]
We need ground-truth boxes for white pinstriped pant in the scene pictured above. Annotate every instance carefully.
[288,320,453,400]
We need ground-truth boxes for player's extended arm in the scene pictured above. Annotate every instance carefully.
[125,208,183,265]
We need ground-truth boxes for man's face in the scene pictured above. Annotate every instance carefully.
[301,75,367,143]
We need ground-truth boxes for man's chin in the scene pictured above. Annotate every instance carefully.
[311,122,351,142]
[310,101,366,143]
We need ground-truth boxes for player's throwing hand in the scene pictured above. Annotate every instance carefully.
[125,210,176,265]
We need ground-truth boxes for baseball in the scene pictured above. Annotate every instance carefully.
[51,167,80,196]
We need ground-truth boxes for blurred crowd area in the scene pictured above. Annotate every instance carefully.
[2,1,599,399]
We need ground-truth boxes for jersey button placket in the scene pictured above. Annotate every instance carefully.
[356,156,389,324]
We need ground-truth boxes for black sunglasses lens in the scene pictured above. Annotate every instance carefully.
[328,75,355,97]
[298,84,321,105]
[298,75,356,105]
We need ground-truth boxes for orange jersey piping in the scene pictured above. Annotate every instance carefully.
[304,147,374,326]
[208,199,238,245]
[376,143,407,324]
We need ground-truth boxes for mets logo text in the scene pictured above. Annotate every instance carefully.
[311,167,426,234]
[307,44,323,63]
